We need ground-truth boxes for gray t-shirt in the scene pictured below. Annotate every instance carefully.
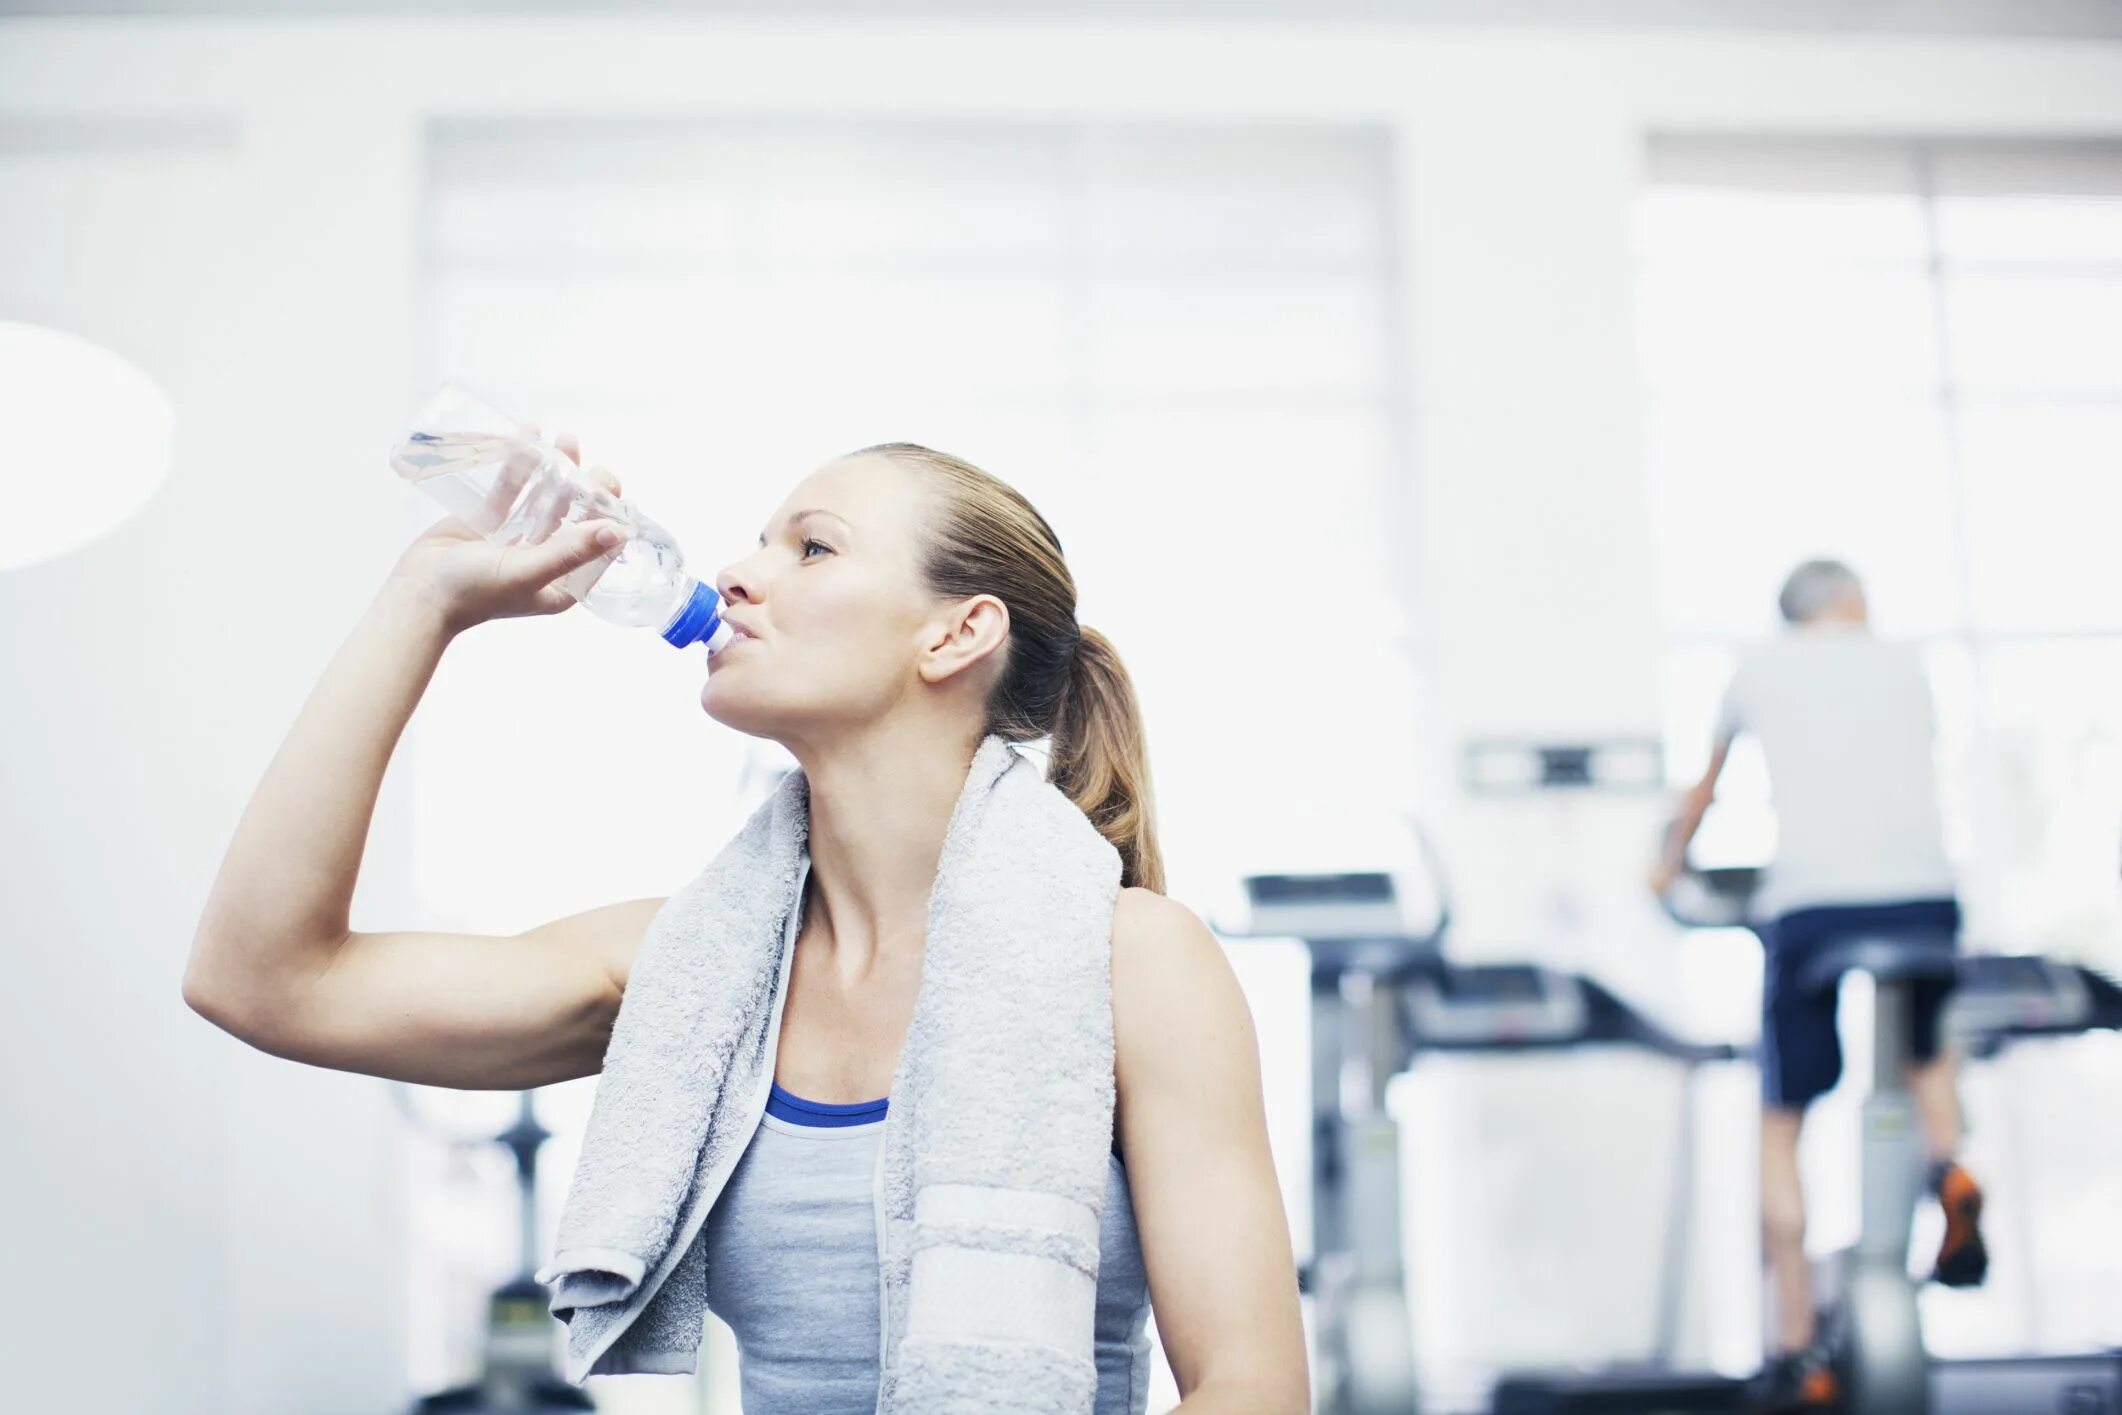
[1715,626,1956,918]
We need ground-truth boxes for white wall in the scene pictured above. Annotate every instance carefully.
[4,18,2121,1412]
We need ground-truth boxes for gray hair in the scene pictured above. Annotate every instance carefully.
[1778,558,1864,624]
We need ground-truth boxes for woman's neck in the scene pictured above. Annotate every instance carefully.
[794,725,981,966]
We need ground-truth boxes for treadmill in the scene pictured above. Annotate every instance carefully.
[1928,952,2122,1415]
[1655,863,2122,1415]
[1229,865,1751,1414]
[1405,965,1752,1415]
[1229,868,1444,1415]
[1235,858,2122,1415]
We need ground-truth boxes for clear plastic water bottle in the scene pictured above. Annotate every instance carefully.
[390,382,733,654]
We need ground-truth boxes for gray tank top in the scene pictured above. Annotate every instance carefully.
[700,1102,1153,1413]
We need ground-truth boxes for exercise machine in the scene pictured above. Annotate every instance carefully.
[1231,868,1441,1415]
[1230,863,1748,1415]
[394,1086,594,1414]
[1671,866,2122,1415]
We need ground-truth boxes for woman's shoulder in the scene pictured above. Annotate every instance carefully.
[1109,887,1252,1058]
[1108,887,1265,1167]
[1111,886,1220,974]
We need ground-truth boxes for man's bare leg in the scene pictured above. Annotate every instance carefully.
[1906,1050,1988,1286]
[1904,1052,1964,1162]
[1761,1105,1814,1352]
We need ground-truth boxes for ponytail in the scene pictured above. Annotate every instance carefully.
[1048,625,1164,894]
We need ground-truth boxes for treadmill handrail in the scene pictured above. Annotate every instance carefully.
[1397,967,1742,1066]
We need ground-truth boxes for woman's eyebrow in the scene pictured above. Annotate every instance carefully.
[758,509,853,546]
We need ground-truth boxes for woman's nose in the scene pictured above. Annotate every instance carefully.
[715,561,756,606]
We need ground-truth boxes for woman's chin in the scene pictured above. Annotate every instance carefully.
[700,679,765,731]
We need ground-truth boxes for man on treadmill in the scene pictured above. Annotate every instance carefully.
[1650,558,1989,1412]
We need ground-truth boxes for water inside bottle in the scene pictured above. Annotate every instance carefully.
[392,429,697,627]
[391,430,635,542]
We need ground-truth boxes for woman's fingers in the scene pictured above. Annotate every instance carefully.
[533,463,619,545]
[500,427,599,545]
[524,474,574,544]
[484,438,541,535]
[506,425,614,549]
[514,517,623,593]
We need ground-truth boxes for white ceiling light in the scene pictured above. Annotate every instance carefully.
[0,320,175,571]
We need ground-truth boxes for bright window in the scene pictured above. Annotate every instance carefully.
[1643,138,2122,891]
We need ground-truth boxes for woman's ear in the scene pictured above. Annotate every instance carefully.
[917,595,1010,685]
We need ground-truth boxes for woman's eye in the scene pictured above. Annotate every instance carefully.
[801,539,831,559]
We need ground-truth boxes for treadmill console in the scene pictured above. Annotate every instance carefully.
[1402,964,1590,1048]
[1947,955,2094,1042]
[1234,871,1440,977]
[1242,871,1403,937]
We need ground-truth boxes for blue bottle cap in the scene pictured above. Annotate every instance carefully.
[661,580,723,650]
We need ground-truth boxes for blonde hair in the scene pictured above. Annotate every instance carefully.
[857,442,1165,894]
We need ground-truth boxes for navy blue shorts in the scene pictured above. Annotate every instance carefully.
[1758,898,1961,1110]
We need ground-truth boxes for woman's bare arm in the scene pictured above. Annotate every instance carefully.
[1112,887,1310,1413]
[182,578,657,1089]
[184,435,653,1089]
[275,895,662,1090]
